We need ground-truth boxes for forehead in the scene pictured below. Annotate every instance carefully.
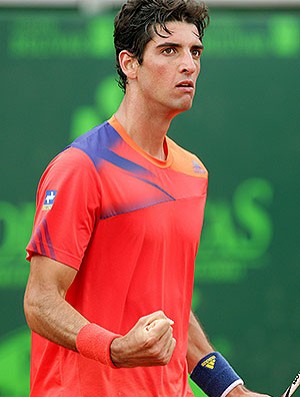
[151,21,201,45]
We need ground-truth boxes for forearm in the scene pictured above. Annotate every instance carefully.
[187,310,214,372]
[187,311,244,397]
[24,282,89,351]
[24,255,89,351]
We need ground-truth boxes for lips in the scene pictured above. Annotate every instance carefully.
[176,80,194,88]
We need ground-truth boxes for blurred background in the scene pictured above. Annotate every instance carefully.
[0,0,299,396]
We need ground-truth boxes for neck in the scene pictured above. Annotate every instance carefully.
[115,96,174,161]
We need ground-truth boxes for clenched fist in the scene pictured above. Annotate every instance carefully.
[110,310,176,368]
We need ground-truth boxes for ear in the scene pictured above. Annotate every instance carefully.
[118,50,139,81]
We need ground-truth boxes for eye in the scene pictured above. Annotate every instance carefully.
[191,49,202,58]
[162,47,176,55]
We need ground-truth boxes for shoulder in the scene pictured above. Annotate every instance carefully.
[39,146,101,196]
[39,120,122,189]
[167,137,208,178]
[45,146,95,176]
[68,120,122,168]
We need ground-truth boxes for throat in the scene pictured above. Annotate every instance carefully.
[138,137,168,161]
[114,105,170,161]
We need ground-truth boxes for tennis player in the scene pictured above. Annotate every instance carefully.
[24,1,271,396]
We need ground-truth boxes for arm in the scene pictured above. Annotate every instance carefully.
[187,310,214,372]
[24,254,176,367]
[24,255,89,350]
[187,310,271,397]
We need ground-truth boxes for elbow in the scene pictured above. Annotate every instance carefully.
[23,288,41,333]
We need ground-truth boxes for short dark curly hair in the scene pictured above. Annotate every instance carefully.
[114,0,209,92]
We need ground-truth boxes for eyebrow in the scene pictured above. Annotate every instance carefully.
[156,42,204,51]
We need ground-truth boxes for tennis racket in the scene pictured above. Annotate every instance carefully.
[282,372,300,397]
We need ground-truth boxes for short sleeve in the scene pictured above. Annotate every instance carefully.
[26,147,101,270]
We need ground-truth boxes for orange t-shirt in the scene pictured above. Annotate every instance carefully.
[26,116,208,396]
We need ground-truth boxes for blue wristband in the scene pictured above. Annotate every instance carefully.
[190,352,244,397]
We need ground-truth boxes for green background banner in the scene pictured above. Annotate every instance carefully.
[0,7,299,396]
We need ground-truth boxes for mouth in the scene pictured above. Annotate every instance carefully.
[175,80,195,91]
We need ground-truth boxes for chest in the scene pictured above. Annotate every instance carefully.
[98,160,207,225]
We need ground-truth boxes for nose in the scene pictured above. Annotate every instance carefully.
[179,51,198,75]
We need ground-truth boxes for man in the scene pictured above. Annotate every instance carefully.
[24,1,270,396]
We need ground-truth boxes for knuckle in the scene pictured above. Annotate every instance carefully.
[157,344,172,362]
[159,351,171,365]
[155,310,166,319]
[143,336,156,350]
[138,315,148,323]
[149,344,161,358]
[147,343,166,361]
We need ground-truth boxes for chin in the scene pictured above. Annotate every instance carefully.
[164,98,194,117]
[178,100,193,112]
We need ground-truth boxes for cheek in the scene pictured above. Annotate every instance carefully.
[140,65,173,96]
[149,63,172,83]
